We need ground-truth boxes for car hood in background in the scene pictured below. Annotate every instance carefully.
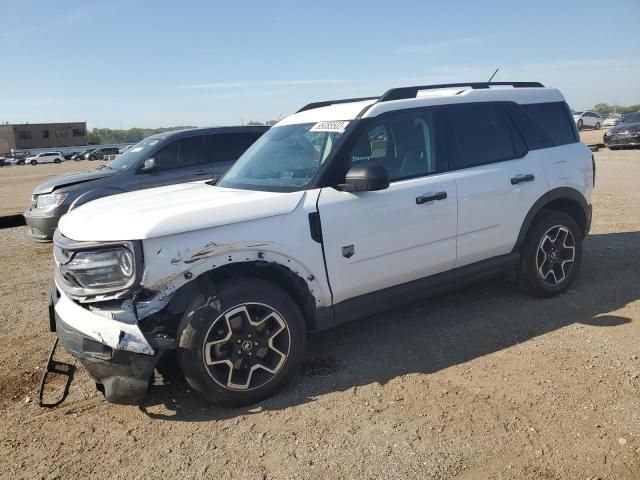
[58,183,306,241]
[33,168,120,194]
[609,122,640,134]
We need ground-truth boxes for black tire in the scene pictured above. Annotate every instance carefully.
[30,160,37,165]
[177,277,306,407]
[54,158,61,164]
[595,122,601,130]
[577,119,583,130]
[517,210,583,298]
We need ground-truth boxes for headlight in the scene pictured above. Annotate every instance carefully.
[59,247,136,290]
[35,192,68,208]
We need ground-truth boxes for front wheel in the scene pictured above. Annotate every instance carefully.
[30,160,37,165]
[517,210,583,298]
[54,158,61,164]
[177,277,306,407]
[595,122,601,130]
[577,119,583,130]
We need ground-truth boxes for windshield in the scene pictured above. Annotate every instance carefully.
[105,135,164,171]
[218,122,348,192]
[622,112,640,124]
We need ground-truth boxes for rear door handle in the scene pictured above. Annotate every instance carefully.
[511,174,535,185]
[416,191,447,205]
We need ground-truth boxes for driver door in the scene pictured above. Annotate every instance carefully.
[317,108,458,305]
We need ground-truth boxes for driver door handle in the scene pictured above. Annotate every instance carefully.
[511,174,535,185]
[416,191,447,205]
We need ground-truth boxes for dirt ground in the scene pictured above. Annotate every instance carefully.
[1,147,638,480]
[0,160,106,217]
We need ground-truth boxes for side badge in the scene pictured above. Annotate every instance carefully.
[342,245,355,259]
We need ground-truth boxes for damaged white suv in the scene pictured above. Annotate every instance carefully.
[51,82,594,405]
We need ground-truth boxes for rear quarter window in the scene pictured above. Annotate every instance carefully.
[506,102,578,150]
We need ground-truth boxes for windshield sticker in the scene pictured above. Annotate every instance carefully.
[310,121,349,133]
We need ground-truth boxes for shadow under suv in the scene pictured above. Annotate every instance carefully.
[24,126,268,241]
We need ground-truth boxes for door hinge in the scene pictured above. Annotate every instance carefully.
[308,212,323,243]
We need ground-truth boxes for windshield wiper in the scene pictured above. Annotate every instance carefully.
[206,176,221,186]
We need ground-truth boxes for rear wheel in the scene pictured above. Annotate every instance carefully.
[30,160,37,165]
[577,119,583,130]
[595,122,601,130]
[517,210,582,298]
[177,277,306,407]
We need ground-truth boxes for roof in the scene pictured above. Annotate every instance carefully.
[277,83,566,127]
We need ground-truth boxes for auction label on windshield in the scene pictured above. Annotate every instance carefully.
[310,121,350,133]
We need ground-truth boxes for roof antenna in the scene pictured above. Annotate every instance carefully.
[488,67,499,83]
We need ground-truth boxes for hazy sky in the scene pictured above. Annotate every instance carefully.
[2,0,639,128]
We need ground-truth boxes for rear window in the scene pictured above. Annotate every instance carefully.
[506,102,578,150]
[445,103,525,169]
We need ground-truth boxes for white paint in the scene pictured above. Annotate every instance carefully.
[59,183,306,241]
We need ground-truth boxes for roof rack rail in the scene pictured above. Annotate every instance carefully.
[296,96,378,113]
[378,82,544,103]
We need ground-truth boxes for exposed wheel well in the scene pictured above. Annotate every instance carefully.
[162,261,318,334]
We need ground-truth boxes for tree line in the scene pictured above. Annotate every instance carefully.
[591,103,640,115]
[87,121,279,145]
[87,126,196,145]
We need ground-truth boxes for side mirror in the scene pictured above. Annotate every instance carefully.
[141,158,157,172]
[336,165,389,192]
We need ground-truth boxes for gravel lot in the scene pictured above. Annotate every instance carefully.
[0,160,106,217]
[0,146,638,480]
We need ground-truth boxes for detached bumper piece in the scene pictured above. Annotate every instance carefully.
[50,287,165,404]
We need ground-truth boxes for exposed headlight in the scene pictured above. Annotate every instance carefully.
[68,247,134,288]
[60,247,135,290]
[35,192,68,208]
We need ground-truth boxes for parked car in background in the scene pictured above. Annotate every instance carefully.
[4,157,25,165]
[72,149,95,161]
[63,152,80,160]
[86,147,120,160]
[573,111,602,130]
[603,111,640,149]
[24,126,268,241]
[603,115,621,127]
[0,156,6,167]
[25,152,64,165]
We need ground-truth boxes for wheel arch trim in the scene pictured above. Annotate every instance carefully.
[513,187,590,252]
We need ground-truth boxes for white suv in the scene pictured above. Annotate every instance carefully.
[50,82,594,405]
[26,151,64,165]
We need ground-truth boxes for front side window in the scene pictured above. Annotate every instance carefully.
[345,110,438,182]
[218,123,345,192]
[622,112,640,124]
[446,103,522,169]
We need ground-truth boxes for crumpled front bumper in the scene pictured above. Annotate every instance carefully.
[50,285,163,404]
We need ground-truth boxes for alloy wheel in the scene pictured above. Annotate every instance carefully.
[536,225,576,286]
[202,303,290,391]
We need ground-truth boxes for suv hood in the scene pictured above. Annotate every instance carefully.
[33,168,119,194]
[58,182,306,241]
